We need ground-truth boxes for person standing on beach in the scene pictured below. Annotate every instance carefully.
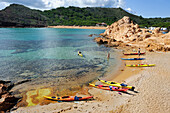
[138,48,141,57]
[107,52,110,59]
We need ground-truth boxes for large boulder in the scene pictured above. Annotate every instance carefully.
[103,16,139,42]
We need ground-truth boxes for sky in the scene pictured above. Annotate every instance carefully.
[0,0,169,18]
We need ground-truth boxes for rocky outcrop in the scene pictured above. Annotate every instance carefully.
[94,37,113,44]
[95,16,170,52]
[0,79,31,112]
[0,80,19,112]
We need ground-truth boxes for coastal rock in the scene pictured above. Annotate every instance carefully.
[100,33,106,36]
[145,42,170,52]
[164,38,170,45]
[0,81,14,96]
[94,37,111,44]
[95,16,170,52]
[110,42,121,47]
[153,27,161,34]
[143,29,150,33]
[143,33,151,39]
[0,80,30,112]
[88,34,93,37]
[0,84,8,96]
[0,94,20,112]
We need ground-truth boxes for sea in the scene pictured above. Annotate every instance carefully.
[0,28,122,104]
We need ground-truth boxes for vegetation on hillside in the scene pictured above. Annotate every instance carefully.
[42,6,144,26]
[0,4,48,27]
[138,17,170,28]
[0,4,169,29]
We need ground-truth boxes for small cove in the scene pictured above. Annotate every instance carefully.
[0,28,122,106]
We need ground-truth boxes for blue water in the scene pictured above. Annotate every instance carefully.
[0,28,118,92]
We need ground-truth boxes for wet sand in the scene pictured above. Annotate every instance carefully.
[12,50,170,113]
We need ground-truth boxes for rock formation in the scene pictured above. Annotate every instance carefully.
[95,16,170,52]
[0,79,31,112]
[0,80,19,112]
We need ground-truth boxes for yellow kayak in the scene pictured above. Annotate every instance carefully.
[89,83,128,92]
[98,79,135,90]
[126,64,155,67]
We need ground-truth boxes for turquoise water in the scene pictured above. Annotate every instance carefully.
[0,28,118,92]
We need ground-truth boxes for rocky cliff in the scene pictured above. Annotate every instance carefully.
[95,16,170,52]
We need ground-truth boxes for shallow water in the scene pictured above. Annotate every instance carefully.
[0,28,121,105]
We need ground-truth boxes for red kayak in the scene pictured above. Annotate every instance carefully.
[123,52,145,55]
[89,83,128,92]
[44,95,93,101]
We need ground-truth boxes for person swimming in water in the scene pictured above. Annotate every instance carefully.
[78,51,83,57]
[78,51,81,54]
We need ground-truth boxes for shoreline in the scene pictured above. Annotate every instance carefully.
[0,26,106,30]
[112,51,143,82]
[12,51,170,113]
[5,28,169,112]
[5,48,124,109]
[12,48,146,112]
[48,26,107,29]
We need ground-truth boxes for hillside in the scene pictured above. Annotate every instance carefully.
[42,6,143,26]
[42,6,170,28]
[0,4,48,27]
[0,4,170,28]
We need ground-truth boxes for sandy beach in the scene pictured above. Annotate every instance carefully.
[5,17,170,113]
[48,26,106,29]
[0,2,169,112]
[12,51,170,113]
